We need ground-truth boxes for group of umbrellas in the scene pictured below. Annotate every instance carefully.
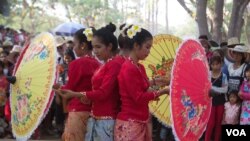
[8,22,212,141]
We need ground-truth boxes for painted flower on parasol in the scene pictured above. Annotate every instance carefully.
[8,32,58,141]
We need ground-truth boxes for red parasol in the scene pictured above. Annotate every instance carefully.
[170,39,212,141]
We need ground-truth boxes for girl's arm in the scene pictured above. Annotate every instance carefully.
[239,82,250,100]
[211,74,228,94]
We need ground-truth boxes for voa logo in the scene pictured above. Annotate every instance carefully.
[226,129,247,136]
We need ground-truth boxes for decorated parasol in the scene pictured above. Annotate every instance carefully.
[142,34,182,126]
[10,32,57,141]
[170,39,212,141]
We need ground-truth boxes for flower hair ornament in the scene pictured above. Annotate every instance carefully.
[127,25,142,39]
[83,28,93,41]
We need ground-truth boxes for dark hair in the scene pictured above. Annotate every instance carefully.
[200,39,211,49]
[229,90,238,96]
[93,23,118,52]
[0,61,4,69]
[118,23,131,50]
[74,27,96,50]
[1,50,9,56]
[210,56,223,65]
[64,49,76,61]
[67,40,73,44]
[232,52,246,64]
[212,49,224,59]
[244,64,250,77]
[228,90,240,102]
[124,25,153,50]
[199,35,208,40]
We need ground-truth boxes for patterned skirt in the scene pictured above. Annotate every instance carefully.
[114,119,152,141]
[62,111,90,141]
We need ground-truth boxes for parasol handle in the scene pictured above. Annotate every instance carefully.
[6,76,16,84]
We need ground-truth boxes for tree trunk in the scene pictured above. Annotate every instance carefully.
[152,0,155,33]
[148,0,151,29]
[165,0,169,33]
[104,0,109,8]
[246,10,250,44]
[112,0,118,9]
[236,1,249,39]
[228,0,250,39]
[121,0,124,22]
[196,0,210,38]
[212,0,224,43]
[155,0,159,34]
[65,5,72,22]
[29,7,35,33]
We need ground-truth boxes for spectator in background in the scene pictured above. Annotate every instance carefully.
[0,51,12,76]
[41,36,67,136]
[2,40,13,53]
[8,45,22,64]
[66,40,74,50]
[199,35,213,61]
[55,48,76,135]
[55,36,66,65]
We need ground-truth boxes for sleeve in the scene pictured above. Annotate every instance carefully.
[121,64,155,104]
[227,64,232,76]
[85,62,121,101]
[61,61,81,90]
[211,74,228,94]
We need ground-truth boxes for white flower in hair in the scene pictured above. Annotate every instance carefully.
[132,25,141,33]
[127,28,136,39]
[83,28,93,41]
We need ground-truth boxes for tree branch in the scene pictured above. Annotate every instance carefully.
[189,0,195,6]
[177,0,195,19]
[236,0,250,39]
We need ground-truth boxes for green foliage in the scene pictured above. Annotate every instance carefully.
[0,0,124,33]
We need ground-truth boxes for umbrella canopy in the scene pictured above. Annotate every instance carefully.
[170,39,212,141]
[53,22,85,36]
[10,32,58,141]
[142,34,182,126]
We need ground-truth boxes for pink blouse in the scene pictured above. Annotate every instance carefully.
[222,102,240,125]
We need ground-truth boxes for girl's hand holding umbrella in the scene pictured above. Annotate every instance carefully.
[53,84,63,104]
[53,89,76,99]
[154,86,170,99]
[154,76,170,87]
[151,86,170,104]
[53,83,61,90]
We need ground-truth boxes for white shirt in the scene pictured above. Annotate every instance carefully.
[228,63,246,77]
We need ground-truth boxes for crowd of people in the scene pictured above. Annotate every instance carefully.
[200,36,250,141]
[0,22,250,141]
[0,25,29,138]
